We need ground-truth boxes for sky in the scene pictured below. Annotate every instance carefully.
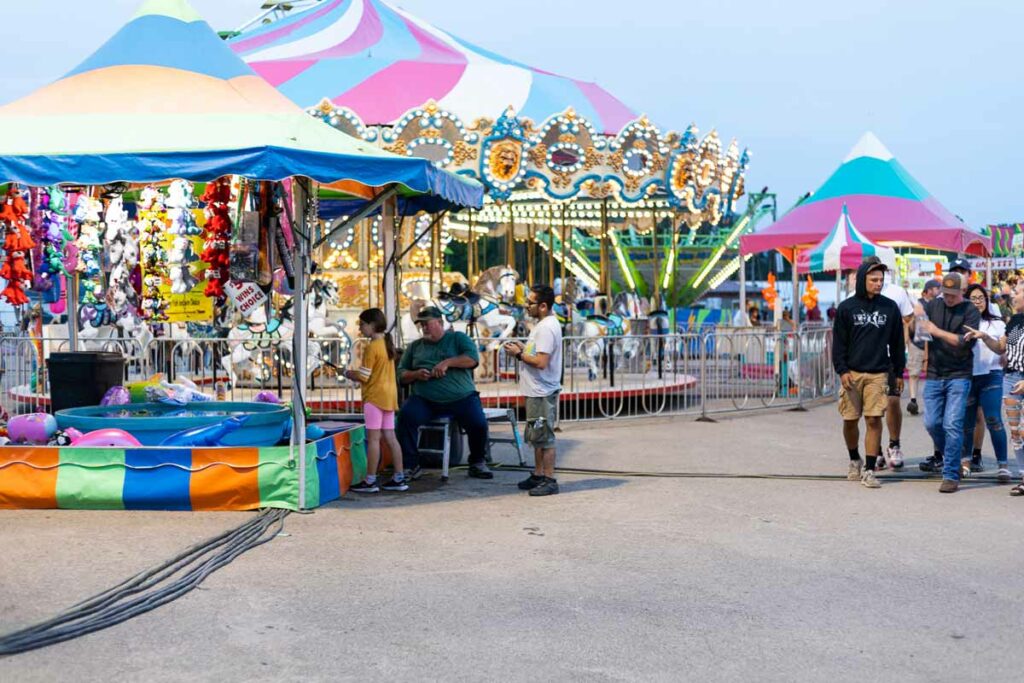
[0,0,1020,229]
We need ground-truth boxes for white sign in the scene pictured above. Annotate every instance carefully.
[225,280,268,317]
[969,258,1024,271]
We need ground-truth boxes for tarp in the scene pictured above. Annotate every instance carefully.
[797,204,896,273]
[741,132,988,258]
[0,0,483,210]
[229,0,637,134]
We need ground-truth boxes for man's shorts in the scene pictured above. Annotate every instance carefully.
[838,371,889,420]
[907,343,926,377]
[525,391,560,449]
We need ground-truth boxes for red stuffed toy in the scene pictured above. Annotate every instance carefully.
[200,178,233,299]
[0,187,35,305]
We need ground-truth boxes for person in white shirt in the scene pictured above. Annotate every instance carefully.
[879,273,915,468]
[504,284,564,497]
[960,284,1010,481]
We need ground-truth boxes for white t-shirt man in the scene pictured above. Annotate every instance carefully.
[881,282,915,318]
[520,315,563,397]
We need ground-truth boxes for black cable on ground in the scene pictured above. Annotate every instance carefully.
[0,508,289,657]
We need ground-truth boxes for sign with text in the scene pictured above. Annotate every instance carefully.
[225,280,268,318]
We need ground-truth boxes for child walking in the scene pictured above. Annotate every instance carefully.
[346,308,407,493]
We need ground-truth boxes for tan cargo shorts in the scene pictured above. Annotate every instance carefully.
[838,371,888,420]
[525,391,560,448]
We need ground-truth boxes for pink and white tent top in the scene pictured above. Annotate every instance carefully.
[797,204,896,274]
[740,133,990,258]
[228,0,637,134]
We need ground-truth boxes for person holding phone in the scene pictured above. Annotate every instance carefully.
[959,285,1009,483]
[965,283,1024,495]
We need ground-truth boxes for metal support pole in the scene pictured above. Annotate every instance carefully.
[68,272,80,351]
[291,179,310,510]
[559,204,567,284]
[987,257,993,288]
[382,195,398,340]
[506,205,515,271]
[547,209,555,285]
[652,207,660,308]
[835,268,841,308]
[527,223,535,287]
[600,198,610,293]
[738,255,747,325]
[429,214,439,298]
[792,248,800,326]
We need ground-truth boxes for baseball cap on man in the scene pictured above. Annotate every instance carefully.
[949,257,972,273]
[862,255,887,274]
[923,279,941,293]
[941,273,965,294]
[414,306,443,322]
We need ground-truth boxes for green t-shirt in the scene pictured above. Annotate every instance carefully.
[399,331,479,403]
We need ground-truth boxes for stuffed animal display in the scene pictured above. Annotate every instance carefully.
[166,180,201,295]
[36,187,73,286]
[103,195,140,315]
[73,195,105,305]
[0,186,37,305]
[200,178,233,299]
[137,186,170,321]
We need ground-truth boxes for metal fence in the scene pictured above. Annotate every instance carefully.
[0,327,835,421]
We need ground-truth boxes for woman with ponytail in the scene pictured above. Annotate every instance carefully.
[345,308,407,493]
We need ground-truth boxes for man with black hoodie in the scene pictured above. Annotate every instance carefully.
[832,259,906,488]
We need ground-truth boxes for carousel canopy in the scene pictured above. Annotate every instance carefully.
[0,0,482,210]
[797,204,896,274]
[228,0,636,134]
[741,132,988,258]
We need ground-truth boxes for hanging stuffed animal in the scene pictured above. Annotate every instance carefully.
[165,180,201,295]
[102,195,140,316]
[761,272,778,308]
[136,186,170,321]
[37,188,73,284]
[200,178,234,300]
[0,186,36,306]
[72,195,105,305]
[801,275,819,311]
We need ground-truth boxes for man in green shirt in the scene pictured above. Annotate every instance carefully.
[396,306,493,479]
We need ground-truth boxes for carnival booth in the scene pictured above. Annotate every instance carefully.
[0,0,483,511]
[227,0,758,325]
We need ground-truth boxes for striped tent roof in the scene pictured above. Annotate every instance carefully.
[797,204,895,273]
[0,0,482,209]
[228,0,637,134]
[741,132,989,257]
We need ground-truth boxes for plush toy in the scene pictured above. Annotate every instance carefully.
[102,195,140,317]
[137,186,170,321]
[72,195,105,305]
[200,178,234,300]
[7,413,58,444]
[0,186,36,305]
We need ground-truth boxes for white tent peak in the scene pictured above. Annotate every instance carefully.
[842,132,894,163]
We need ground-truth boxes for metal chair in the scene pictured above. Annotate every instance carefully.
[415,408,527,483]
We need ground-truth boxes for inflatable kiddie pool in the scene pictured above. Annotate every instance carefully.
[55,402,291,447]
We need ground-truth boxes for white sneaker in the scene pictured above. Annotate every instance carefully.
[848,460,863,481]
[997,467,1012,484]
[886,445,905,469]
[861,470,881,488]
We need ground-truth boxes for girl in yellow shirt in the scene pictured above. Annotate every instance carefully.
[345,308,407,493]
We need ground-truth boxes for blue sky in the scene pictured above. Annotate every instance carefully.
[0,0,1020,228]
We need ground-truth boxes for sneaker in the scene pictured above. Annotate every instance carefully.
[876,455,888,471]
[404,466,423,481]
[350,479,379,494]
[467,463,494,479]
[970,455,984,473]
[886,445,905,469]
[919,455,943,474]
[381,477,409,492]
[961,460,972,479]
[907,399,919,415]
[528,477,560,496]
[518,474,546,490]
[861,470,881,489]
[997,467,1012,484]
[939,479,959,493]
[847,460,863,481]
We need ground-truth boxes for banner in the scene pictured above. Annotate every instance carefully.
[989,223,1023,257]
[161,209,212,323]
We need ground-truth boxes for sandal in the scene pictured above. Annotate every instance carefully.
[1010,484,1024,497]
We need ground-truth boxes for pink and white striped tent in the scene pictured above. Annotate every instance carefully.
[229,0,637,133]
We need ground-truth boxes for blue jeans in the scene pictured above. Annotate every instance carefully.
[963,371,1007,465]
[923,378,972,481]
[396,392,489,469]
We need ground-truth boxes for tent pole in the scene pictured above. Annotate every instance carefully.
[382,195,398,340]
[291,178,309,511]
[792,248,800,326]
[987,257,993,288]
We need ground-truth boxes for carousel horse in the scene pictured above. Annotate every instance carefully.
[573,292,650,382]
[438,266,519,340]
[307,277,352,374]
[78,299,150,361]
[221,298,325,388]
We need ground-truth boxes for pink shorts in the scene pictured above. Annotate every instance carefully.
[364,403,395,430]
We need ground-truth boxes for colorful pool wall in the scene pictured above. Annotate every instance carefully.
[0,426,367,512]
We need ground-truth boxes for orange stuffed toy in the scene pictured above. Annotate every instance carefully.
[0,187,35,305]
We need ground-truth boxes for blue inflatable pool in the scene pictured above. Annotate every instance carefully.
[55,402,291,447]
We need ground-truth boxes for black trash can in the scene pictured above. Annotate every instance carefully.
[47,352,126,414]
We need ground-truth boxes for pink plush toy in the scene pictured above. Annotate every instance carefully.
[8,413,58,444]
[70,428,142,448]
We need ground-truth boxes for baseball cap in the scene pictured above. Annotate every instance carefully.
[949,257,971,273]
[941,273,965,295]
[863,255,887,274]
[414,306,443,323]
[923,279,941,292]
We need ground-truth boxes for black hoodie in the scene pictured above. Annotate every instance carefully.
[832,262,906,376]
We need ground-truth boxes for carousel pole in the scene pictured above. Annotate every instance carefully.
[651,206,661,308]
[527,223,535,287]
[559,204,567,284]
[547,207,555,285]
[600,198,610,293]
[738,253,747,324]
[468,209,476,283]
[291,178,310,511]
[506,204,515,271]
[382,195,399,340]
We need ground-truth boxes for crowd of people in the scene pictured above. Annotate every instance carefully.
[833,255,1024,494]
[344,284,565,498]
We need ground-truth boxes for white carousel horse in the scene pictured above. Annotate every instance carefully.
[306,277,352,373]
[78,301,151,361]
[401,267,520,344]
[221,302,322,387]
[572,291,652,382]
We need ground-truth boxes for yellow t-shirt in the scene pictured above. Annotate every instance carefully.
[355,337,399,411]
